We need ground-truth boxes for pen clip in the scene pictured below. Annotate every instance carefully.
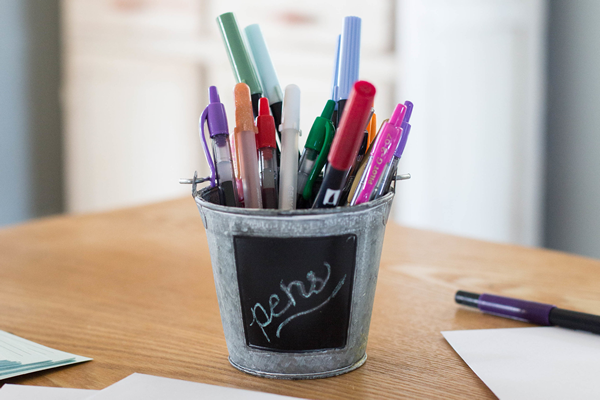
[199,107,217,188]
[303,120,335,200]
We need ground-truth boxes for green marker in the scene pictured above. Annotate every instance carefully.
[299,100,336,201]
[216,12,263,117]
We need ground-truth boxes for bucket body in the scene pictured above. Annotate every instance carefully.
[195,186,393,379]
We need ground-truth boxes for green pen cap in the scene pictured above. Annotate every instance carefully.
[304,100,336,151]
[216,12,263,95]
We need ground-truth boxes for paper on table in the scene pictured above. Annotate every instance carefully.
[442,327,600,400]
[0,384,96,400]
[87,373,305,400]
[0,330,91,380]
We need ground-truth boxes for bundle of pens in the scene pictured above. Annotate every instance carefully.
[198,12,413,210]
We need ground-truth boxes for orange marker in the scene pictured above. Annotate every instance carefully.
[234,83,263,208]
[367,111,377,149]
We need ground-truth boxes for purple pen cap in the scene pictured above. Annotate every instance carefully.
[206,86,229,137]
[394,101,413,158]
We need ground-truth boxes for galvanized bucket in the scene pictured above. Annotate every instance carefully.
[194,185,394,379]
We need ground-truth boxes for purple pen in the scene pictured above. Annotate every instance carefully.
[200,86,240,207]
[350,104,406,206]
[373,101,413,198]
[456,290,600,335]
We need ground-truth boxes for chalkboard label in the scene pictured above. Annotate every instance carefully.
[234,234,357,352]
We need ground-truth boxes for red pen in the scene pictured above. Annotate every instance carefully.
[313,80,376,208]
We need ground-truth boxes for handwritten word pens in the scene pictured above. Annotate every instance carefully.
[313,81,376,208]
[234,83,262,208]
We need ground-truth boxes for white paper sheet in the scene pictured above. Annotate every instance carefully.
[0,331,91,380]
[87,373,304,400]
[442,327,600,400]
[0,384,96,400]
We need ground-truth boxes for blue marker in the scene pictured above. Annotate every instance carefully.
[336,16,361,127]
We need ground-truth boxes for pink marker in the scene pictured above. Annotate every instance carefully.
[350,103,407,206]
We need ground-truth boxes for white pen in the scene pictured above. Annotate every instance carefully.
[278,84,301,210]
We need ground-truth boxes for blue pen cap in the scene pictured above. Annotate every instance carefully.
[245,24,283,105]
[337,16,361,100]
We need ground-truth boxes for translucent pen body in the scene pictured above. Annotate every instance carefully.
[237,129,262,208]
[212,134,239,207]
[297,148,318,195]
[279,127,299,210]
[373,156,399,199]
[259,147,278,209]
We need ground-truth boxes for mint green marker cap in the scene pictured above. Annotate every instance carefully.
[245,24,283,105]
[216,12,263,95]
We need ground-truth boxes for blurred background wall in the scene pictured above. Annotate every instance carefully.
[0,0,63,225]
[1,0,599,259]
[545,0,600,259]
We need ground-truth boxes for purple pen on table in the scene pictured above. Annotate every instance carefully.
[456,290,600,335]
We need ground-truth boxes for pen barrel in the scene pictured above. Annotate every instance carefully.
[259,147,279,209]
[313,165,348,208]
[549,308,600,334]
[373,156,400,200]
[352,126,401,206]
[212,135,239,207]
[297,148,318,195]
[336,99,347,128]
[237,130,262,209]
[270,101,283,136]
[251,93,261,118]
[478,294,554,326]
[279,128,299,210]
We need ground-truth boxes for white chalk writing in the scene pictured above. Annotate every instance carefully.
[249,262,346,342]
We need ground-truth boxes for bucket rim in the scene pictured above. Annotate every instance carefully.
[194,186,394,217]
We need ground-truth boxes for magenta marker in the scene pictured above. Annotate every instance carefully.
[373,101,413,199]
[456,290,600,335]
[350,103,406,205]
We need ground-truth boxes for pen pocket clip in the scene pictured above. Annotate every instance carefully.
[199,106,217,188]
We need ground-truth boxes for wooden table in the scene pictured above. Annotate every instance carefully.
[1,198,599,399]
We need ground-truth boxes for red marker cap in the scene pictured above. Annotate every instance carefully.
[328,81,376,170]
[256,97,277,149]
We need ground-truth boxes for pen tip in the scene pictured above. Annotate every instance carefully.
[259,97,270,116]
[234,83,255,133]
[353,80,376,98]
[389,103,407,126]
[321,100,336,119]
[403,101,414,122]
[209,86,220,103]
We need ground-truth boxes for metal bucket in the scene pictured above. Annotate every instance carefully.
[195,186,394,379]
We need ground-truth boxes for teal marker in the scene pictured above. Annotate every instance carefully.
[216,12,263,117]
[245,24,284,137]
